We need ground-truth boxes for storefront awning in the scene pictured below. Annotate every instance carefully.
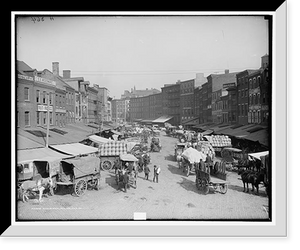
[17,147,70,164]
[182,117,199,126]
[152,116,173,123]
[49,143,98,156]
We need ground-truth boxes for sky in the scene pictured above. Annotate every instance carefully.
[16,15,269,99]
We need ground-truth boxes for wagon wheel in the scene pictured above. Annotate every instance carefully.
[101,160,113,171]
[199,178,209,195]
[196,177,201,190]
[74,179,87,197]
[219,184,228,194]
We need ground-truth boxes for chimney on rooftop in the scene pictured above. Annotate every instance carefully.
[52,62,59,76]
[63,70,71,79]
[225,69,229,74]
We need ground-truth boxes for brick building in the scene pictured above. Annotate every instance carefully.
[149,93,162,120]
[161,82,181,125]
[179,79,195,124]
[17,61,57,129]
[210,70,239,124]
[236,69,258,125]
[201,81,212,123]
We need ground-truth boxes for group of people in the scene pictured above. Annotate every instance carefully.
[143,164,160,183]
[114,158,161,184]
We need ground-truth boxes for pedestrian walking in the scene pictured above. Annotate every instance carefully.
[153,165,160,183]
[144,165,150,180]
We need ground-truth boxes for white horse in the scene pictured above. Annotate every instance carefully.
[19,176,54,202]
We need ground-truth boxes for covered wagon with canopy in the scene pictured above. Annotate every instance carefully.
[181,147,207,177]
[57,156,101,197]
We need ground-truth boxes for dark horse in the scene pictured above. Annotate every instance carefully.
[238,168,266,195]
[137,153,151,172]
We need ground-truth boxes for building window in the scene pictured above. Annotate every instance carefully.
[37,111,40,125]
[42,92,46,104]
[49,112,53,125]
[49,93,53,105]
[249,79,252,89]
[24,87,29,101]
[36,90,40,103]
[253,77,257,88]
[258,76,261,85]
[25,111,30,126]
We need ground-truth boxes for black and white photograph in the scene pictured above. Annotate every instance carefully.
[7,6,288,238]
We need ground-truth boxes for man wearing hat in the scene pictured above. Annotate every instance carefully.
[153,165,161,183]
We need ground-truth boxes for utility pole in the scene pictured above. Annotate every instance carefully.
[46,93,50,148]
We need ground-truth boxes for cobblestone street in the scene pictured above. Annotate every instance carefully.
[17,132,269,221]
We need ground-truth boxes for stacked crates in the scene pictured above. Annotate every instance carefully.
[205,135,232,148]
[99,141,127,156]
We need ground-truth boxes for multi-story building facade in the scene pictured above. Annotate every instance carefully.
[87,86,99,124]
[93,85,111,123]
[201,81,212,123]
[248,70,263,124]
[221,85,238,124]
[236,69,258,125]
[149,93,162,120]
[260,56,270,125]
[179,79,195,124]
[111,98,130,124]
[62,68,88,123]
[17,61,57,129]
[194,86,201,123]
[161,82,181,125]
[128,97,142,122]
[210,70,239,124]
[252,54,270,125]
[121,87,160,99]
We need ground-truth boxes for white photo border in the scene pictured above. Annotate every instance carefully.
[6,4,287,237]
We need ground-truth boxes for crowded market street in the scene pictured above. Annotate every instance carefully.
[17,131,269,221]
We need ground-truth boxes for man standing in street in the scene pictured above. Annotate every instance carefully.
[153,165,160,183]
[144,165,150,180]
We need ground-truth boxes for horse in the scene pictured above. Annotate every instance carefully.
[19,176,54,202]
[238,168,265,195]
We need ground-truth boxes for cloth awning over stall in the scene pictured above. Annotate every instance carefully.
[49,143,98,156]
[152,116,173,123]
[119,153,138,162]
[88,135,111,144]
[17,147,69,164]
[248,151,269,160]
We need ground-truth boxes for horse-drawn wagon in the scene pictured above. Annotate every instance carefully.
[195,161,228,195]
[115,153,138,192]
[17,156,61,202]
[181,147,207,177]
[56,156,101,197]
[98,141,127,171]
[220,147,245,170]
[150,137,162,152]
